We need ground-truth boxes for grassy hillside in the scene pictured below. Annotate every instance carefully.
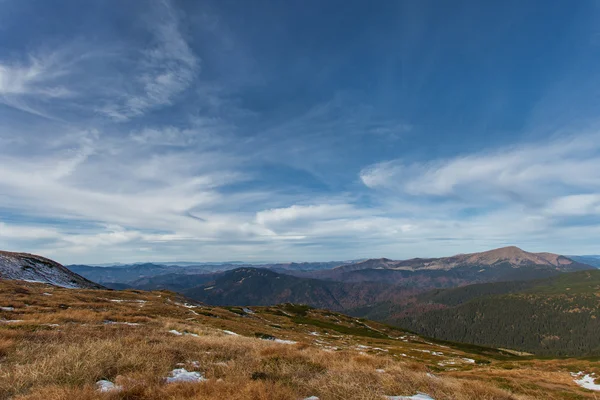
[396,270,600,357]
[1,279,600,399]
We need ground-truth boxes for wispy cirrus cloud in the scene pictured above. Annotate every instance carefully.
[0,49,78,118]
[98,1,199,121]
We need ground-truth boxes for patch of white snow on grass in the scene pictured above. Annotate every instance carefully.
[96,380,122,393]
[0,307,14,311]
[385,393,434,400]
[169,330,183,336]
[572,372,600,391]
[104,321,140,326]
[165,368,206,383]
[275,339,296,344]
[222,330,239,336]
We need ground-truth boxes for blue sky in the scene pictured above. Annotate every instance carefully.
[2,0,600,263]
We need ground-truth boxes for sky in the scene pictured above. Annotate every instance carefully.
[2,0,600,264]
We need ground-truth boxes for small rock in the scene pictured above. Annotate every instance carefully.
[251,371,269,380]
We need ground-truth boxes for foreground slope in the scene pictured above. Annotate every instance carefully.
[0,251,103,289]
[0,279,599,399]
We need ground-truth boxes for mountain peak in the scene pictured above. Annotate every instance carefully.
[462,246,567,267]
[471,245,529,258]
[0,250,103,289]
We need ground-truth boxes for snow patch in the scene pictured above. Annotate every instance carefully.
[175,302,197,309]
[273,338,297,344]
[104,320,140,326]
[572,372,600,391]
[0,307,14,311]
[165,368,206,383]
[222,330,239,336]
[96,380,122,393]
[385,393,434,400]
[169,329,183,336]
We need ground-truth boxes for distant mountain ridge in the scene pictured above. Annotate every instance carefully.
[0,251,103,289]
[296,246,592,287]
[68,260,359,287]
[332,246,588,272]
[568,255,600,268]
[68,247,591,289]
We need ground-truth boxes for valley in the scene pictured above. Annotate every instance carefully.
[64,246,600,357]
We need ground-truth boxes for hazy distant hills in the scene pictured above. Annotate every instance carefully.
[70,246,593,294]
[68,260,357,288]
[568,255,600,268]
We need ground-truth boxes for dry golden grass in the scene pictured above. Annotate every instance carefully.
[0,279,598,400]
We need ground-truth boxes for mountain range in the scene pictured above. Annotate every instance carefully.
[67,260,358,288]
[2,246,598,357]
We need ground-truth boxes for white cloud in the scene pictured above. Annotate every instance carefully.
[0,54,72,98]
[98,0,198,121]
[0,222,60,240]
[360,134,600,204]
[544,194,600,217]
[256,204,359,226]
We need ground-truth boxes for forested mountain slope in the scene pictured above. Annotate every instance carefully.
[180,267,413,311]
[394,270,600,356]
